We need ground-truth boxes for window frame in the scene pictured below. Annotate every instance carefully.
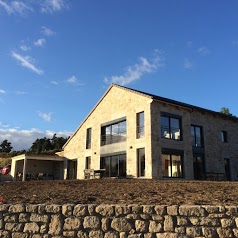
[137,148,145,177]
[160,113,182,141]
[86,128,92,149]
[136,111,145,139]
[101,120,126,146]
[221,130,228,143]
[85,156,91,170]
[191,125,203,147]
[161,149,184,178]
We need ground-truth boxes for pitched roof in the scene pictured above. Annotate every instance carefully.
[63,84,237,148]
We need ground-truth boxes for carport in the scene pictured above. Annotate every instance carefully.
[11,154,67,181]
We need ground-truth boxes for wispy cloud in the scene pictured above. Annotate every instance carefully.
[41,0,66,13]
[0,0,66,15]
[187,41,193,48]
[67,75,78,84]
[34,38,46,47]
[0,0,33,15]
[15,90,27,95]
[0,89,6,94]
[11,51,43,75]
[184,58,193,69]
[51,81,59,85]
[197,46,210,56]
[37,111,52,122]
[0,127,72,150]
[41,26,55,36]
[20,45,31,51]
[104,51,164,86]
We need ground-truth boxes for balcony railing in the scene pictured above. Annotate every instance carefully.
[101,132,126,146]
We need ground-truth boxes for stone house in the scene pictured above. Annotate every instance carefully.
[62,84,238,180]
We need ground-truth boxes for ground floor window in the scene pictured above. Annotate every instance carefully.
[162,151,183,178]
[224,158,231,181]
[100,154,126,177]
[193,155,205,180]
[137,148,145,177]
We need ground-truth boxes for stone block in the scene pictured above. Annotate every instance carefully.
[143,205,155,214]
[115,205,131,216]
[186,227,202,237]
[89,230,103,238]
[88,204,96,215]
[0,205,9,212]
[156,233,178,238]
[5,223,24,232]
[167,206,178,216]
[164,215,174,232]
[202,227,218,238]
[217,228,233,237]
[77,231,89,238]
[83,216,100,229]
[12,232,29,238]
[104,231,119,238]
[63,231,76,237]
[26,204,38,213]
[102,217,110,231]
[30,214,49,223]
[111,218,133,232]
[62,204,74,217]
[149,221,162,233]
[4,214,17,222]
[48,215,63,235]
[96,205,114,217]
[135,220,148,232]
[19,213,30,222]
[63,217,81,230]
[221,218,235,228]
[23,222,40,233]
[45,205,61,213]
[9,205,25,213]
[73,205,87,217]
[154,205,166,215]
[179,206,206,217]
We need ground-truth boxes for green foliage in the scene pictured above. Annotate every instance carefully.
[0,140,12,153]
[28,134,68,154]
[220,107,233,116]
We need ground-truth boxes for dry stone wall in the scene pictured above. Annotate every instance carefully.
[0,204,238,238]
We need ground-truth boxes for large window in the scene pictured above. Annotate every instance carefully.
[162,152,183,178]
[100,154,126,177]
[101,120,126,146]
[86,128,92,149]
[191,125,203,147]
[136,112,144,138]
[137,148,145,177]
[161,114,181,140]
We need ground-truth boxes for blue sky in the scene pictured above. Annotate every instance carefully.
[1,0,238,150]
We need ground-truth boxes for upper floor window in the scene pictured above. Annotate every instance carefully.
[191,125,203,147]
[101,120,126,146]
[136,111,144,138]
[86,128,92,149]
[161,113,181,140]
[221,131,228,143]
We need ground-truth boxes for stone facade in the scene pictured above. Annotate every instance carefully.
[0,203,238,237]
[63,84,238,180]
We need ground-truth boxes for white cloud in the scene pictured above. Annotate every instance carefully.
[51,81,59,85]
[104,51,164,86]
[20,45,31,51]
[41,0,66,13]
[0,0,33,15]
[197,46,210,56]
[41,26,55,36]
[34,38,46,47]
[11,51,43,75]
[15,90,27,95]
[0,128,72,150]
[184,58,193,69]
[0,0,66,15]
[0,89,6,94]
[67,75,77,84]
[38,112,52,122]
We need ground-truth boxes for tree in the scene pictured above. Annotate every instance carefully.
[220,107,233,116]
[0,140,13,153]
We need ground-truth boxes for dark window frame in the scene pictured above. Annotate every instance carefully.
[101,120,126,146]
[161,113,182,141]
[161,149,184,178]
[86,128,92,149]
[221,130,228,143]
[85,156,91,169]
[191,125,203,147]
[136,111,145,139]
[137,148,145,177]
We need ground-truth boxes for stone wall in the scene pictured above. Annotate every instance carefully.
[0,204,238,237]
